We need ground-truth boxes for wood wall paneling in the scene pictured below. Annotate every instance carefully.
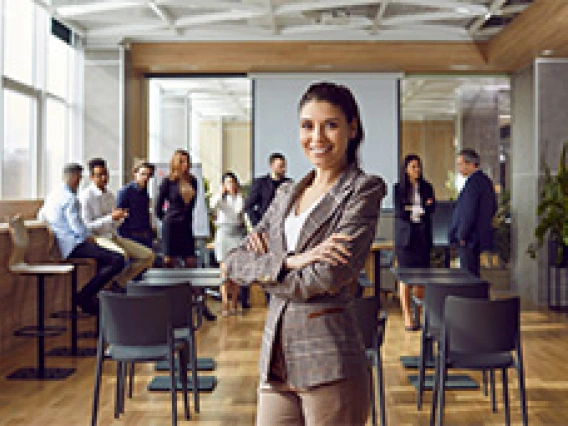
[401,120,456,200]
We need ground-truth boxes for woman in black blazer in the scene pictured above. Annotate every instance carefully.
[394,154,435,331]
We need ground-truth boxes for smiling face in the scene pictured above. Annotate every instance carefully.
[299,100,357,171]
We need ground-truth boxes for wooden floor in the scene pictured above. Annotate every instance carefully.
[0,291,567,426]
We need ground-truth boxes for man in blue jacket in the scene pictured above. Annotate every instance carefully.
[449,149,497,276]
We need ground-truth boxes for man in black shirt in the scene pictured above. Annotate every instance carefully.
[241,153,291,308]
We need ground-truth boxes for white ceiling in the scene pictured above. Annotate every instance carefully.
[153,76,509,122]
[402,76,510,120]
[155,78,252,120]
[38,0,533,46]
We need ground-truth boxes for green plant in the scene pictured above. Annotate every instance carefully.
[493,189,511,264]
[527,142,568,262]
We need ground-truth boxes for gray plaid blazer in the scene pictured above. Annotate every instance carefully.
[225,164,386,389]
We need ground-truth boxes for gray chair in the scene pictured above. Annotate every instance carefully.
[417,280,490,410]
[91,291,190,426]
[431,297,527,426]
[353,296,387,426]
[127,281,200,412]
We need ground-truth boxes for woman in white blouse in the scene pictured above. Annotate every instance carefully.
[211,172,247,316]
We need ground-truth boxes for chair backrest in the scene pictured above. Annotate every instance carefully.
[8,215,29,267]
[127,281,192,329]
[424,281,489,332]
[352,297,386,349]
[444,296,520,354]
[99,291,171,346]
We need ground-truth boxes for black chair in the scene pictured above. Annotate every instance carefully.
[353,297,387,426]
[91,292,190,426]
[417,280,490,410]
[431,297,528,426]
[127,281,201,412]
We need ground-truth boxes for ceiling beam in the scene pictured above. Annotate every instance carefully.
[265,0,279,35]
[370,1,389,36]
[468,0,507,36]
[487,0,568,71]
[56,1,143,18]
[175,9,265,28]
[147,1,180,35]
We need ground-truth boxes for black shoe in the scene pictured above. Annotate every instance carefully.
[241,302,250,310]
[77,297,99,316]
[108,281,126,294]
[202,304,217,321]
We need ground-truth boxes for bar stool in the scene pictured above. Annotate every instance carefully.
[6,216,76,380]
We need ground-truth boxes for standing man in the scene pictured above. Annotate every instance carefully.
[80,158,155,288]
[38,163,125,314]
[117,160,155,249]
[242,153,291,307]
[449,149,497,276]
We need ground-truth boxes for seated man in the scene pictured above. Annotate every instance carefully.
[38,163,125,314]
[116,160,154,249]
[79,158,155,287]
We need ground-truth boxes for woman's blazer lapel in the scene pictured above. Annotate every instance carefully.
[289,165,360,254]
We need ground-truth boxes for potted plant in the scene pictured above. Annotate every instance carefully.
[528,142,568,265]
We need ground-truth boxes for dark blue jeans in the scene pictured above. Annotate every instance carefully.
[69,241,125,300]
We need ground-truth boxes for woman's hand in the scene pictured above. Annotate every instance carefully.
[247,232,269,254]
[285,234,353,270]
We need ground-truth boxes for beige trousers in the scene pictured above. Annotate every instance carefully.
[95,235,155,286]
[256,375,370,426]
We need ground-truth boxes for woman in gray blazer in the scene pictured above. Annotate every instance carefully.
[223,82,386,425]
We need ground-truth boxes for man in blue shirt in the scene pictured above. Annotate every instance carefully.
[39,163,125,314]
[117,161,155,249]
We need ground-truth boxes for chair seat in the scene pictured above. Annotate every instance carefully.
[174,327,191,340]
[106,344,172,362]
[447,351,514,369]
[9,263,74,275]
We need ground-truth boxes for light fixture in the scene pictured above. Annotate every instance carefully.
[542,49,555,56]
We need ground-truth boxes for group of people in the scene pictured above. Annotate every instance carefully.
[38,151,217,320]
[394,149,497,330]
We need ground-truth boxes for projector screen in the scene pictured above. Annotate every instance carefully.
[252,73,401,209]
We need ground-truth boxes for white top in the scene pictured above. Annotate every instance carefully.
[79,182,119,239]
[284,194,325,252]
[210,193,245,226]
[410,183,424,223]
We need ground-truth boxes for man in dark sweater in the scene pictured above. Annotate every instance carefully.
[449,149,497,277]
[117,161,155,249]
[241,153,291,308]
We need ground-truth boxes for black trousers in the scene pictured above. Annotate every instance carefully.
[69,241,125,300]
[458,245,481,277]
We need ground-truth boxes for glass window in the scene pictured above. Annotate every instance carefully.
[2,89,35,199]
[47,34,69,99]
[44,98,67,195]
[4,0,35,86]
